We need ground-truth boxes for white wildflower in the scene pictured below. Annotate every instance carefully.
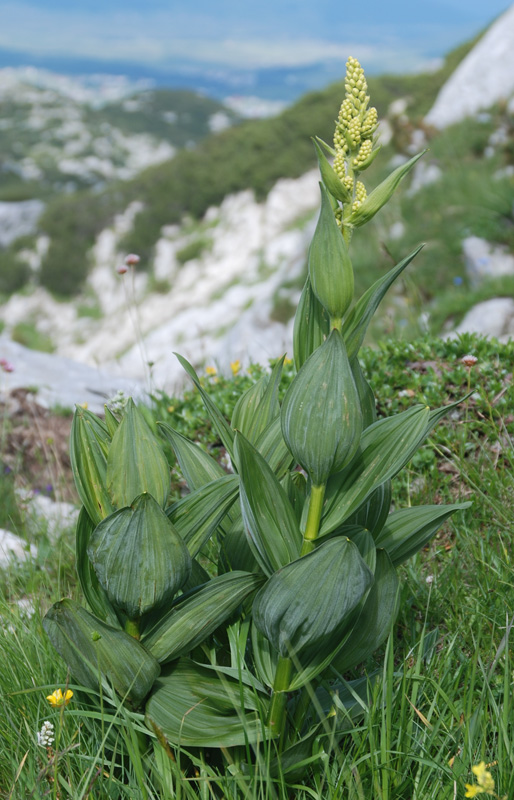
[37,720,55,747]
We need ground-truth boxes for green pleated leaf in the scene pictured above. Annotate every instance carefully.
[103,405,120,437]
[43,599,160,706]
[253,538,373,665]
[166,474,239,558]
[145,658,270,747]
[235,432,301,577]
[251,622,279,689]
[107,399,170,509]
[331,548,399,673]
[347,150,426,228]
[344,480,392,538]
[158,423,226,490]
[320,405,431,537]
[313,138,352,203]
[343,246,424,361]
[88,493,192,620]
[75,506,120,627]
[308,183,353,320]
[253,415,295,480]
[281,470,307,525]
[175,353,235,463]
[293,277,329,371]
[70,406,114,526]
[351,357,377,429]
[281,329,362,485]
[231,357,283,444]
[375,502,471,566]
[142,571,264,663]
[350,528,377,574]
[218,516,260,574]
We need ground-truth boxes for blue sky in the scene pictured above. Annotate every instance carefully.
[0,0,510,75]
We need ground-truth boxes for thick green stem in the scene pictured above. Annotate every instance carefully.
[301,483,326,556]
[329,315,342,332]
[268,655,293,741]
[125,618,141,640]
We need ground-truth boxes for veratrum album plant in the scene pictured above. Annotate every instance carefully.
[43,57,470,782]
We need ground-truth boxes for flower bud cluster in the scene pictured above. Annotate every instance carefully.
[333,56,378,183]
[352,181,367,212]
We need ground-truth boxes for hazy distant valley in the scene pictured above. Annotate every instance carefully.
[1,6,514,401]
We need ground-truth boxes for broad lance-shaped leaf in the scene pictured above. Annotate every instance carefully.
[88,493,191,620]
[343,245,424,361]
[351,356,377,429]
[253,538,373,670]
[282,329,362,485]
[175,353,235,463]
[254,414,295,480]
[347,150,426,228]
[308,183,354,319]
[293,276,329,371]
[158,423,226,490]
[218,516,260,574]
[141,571,264,663]
[331,548,399,674]
[375,502,471,566]
[343,480,392,537]
[107,399,170,509]
[43,599,160,706]
[166,474,239,558]
[313,137,351,202]
[103,405,120,437]
[146,658,270,747]
[320,405,430,536]
[235,431,301,576]
[231,356,284,444]
[70,406,114,526]
[75,506,120,628]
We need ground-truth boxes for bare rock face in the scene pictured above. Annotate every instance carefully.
[450,298,514,341]
[463,237,514,287]
[0,529,37,568]
[0,335,144,413]
[425,5,514,128]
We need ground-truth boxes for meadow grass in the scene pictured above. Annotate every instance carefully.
[1,333,513,799]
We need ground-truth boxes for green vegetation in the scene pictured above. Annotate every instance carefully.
[11,322,55,353]
[21,33,483,297]
[1,334,514,798]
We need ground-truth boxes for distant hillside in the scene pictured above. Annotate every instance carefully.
[3,33,477,299]
[0,74,238,202]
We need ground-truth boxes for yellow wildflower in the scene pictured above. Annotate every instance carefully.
[465,786,483,798]
[205,366,217,376]
[230,360,241,376]
[464,762,496,797]
[46,688,73,707]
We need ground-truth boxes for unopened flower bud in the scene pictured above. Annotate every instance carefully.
[461,354,478,367]
[124,253,140,267]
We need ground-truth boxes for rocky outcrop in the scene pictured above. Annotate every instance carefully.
[425,5,514,128]
[0,335,144,413]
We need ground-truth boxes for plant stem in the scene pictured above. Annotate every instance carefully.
[301,483,326,556]
[125,618,140,640]
[330,315,343,332]
[268,655,293,742]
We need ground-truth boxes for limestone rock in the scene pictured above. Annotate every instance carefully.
[0,529,37,568]
[450,298,514,340]
[425,6,514,128]
[462,236,514,287]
